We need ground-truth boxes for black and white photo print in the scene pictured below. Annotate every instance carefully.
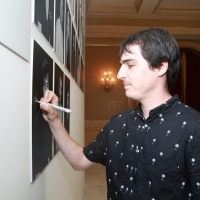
[53,64,64,154]
[32,40,53,182]
[34,0,54,46]
[65,3,71,72]
[64,75,70,132]
[55,0,65,63]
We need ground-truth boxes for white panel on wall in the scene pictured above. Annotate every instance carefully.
[0,0,31,61]
[0,44,31,200]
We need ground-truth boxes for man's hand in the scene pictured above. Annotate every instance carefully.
[40,90,59,122]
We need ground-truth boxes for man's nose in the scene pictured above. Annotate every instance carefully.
[117,65,126,80]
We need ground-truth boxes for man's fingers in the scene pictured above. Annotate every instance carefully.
[41,90,59,105]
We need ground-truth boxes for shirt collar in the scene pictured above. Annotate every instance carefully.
[133,94,180,121]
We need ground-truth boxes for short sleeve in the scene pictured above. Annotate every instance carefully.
[83,125,108,166]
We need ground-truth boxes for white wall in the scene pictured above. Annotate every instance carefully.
[0,0,85,200]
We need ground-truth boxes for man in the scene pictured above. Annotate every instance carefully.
[39,28,200,199]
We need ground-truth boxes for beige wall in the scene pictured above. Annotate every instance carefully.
[85,45,132,121]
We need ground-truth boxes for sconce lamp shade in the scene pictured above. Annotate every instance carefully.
[101,70,114,90]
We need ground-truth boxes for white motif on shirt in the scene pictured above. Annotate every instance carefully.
[147,127,150,132]
[114,172,117,178]
[141,126,145,131]
[135,168,137,174]
[115,141,119,146]
[161,174,165,181]
[120,185,124,191]
[181,182,185,189]
[136,146,139,153]
[92,139,96,143]
[130,190,133,196]
[152,139,156,145]
[152,158,156,165]
[160,118,164,124]
[188,193,192,200]
[120,152,123,158]
[166,130,171,136]
[191,158,195,165]
[188,135,193,142]
[174,144,179,151]
[109,159,111,165]
[130,166,133,173]
[122,124,126,128]
[125,187,129,193]
[141,146,143,152]
[137,125,141,130]
[177,166,179,172]
[197,182,200,189]
[149,181,151,187]
[109,130,114,135]
[126,133,129,138]
[182,121,186,128]
[160,152,163,157]
[88,151,92,155]
[104,148,107,155]
[115,191,117,197]
[130,144,134,150]
[134,117,137,122]
[118,115,121,118]
[108,179,111,184]
[176,112,181,116]
[126,165,129,171]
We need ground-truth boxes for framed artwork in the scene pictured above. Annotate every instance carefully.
[64,75,70,132]
[65,2,71,72]
[34,0,54,47]
[55,0,65,63]
[54,63,64,155]
[32,40,53,182]
[71,25,76,80]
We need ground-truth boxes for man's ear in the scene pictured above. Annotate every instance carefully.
[157,62,168,77]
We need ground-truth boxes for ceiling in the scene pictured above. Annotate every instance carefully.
[85,0,200,46]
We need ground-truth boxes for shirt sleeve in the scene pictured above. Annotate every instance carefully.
[83,125,108,166]
[186,123,200,198]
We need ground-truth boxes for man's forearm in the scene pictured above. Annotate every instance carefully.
[48,118,92,171]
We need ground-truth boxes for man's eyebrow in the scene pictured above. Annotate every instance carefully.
[119,59,136,64]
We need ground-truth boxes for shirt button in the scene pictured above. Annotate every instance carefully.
[159,114,162,117]
[130,177,133,181]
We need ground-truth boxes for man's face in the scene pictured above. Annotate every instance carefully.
[117,45,159,102]
[43,73,49,95]
[60,0,64,24]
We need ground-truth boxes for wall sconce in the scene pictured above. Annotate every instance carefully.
[101,70,114,90]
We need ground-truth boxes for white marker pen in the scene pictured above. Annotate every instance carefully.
[36,100,71,113]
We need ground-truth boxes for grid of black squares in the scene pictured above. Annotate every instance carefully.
[32,0,84,182]
[34,0,85,91]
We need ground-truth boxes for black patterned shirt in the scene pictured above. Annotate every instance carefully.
[83,95,200,200]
